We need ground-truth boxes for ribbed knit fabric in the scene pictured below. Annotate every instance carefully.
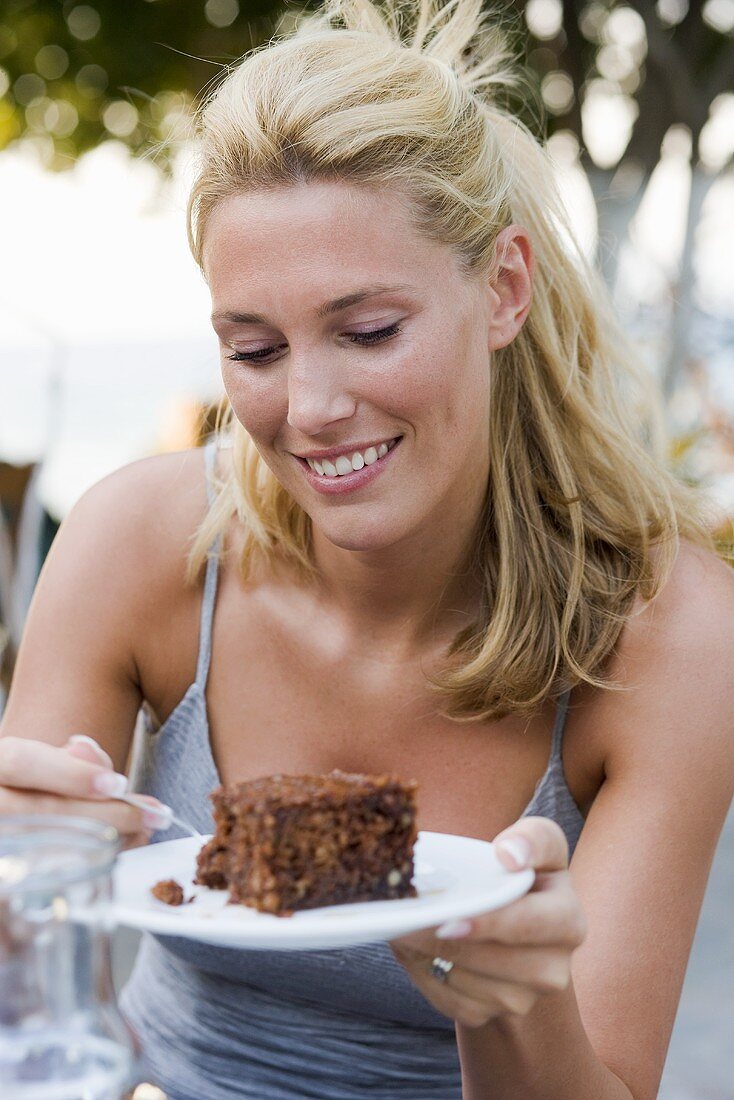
[121,438,585,1100]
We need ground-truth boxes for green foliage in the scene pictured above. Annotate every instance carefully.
[0,0,732,172]
[0,0,288,169]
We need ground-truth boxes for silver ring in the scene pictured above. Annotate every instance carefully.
[430,956,455,984]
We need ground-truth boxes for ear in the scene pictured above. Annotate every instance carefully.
[486,225,534,352]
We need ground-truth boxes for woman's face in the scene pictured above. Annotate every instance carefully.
[205,181,509,555]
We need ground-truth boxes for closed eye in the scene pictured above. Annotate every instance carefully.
[224,322,402,364]
[348,322,402,346]
[225,345,286,364]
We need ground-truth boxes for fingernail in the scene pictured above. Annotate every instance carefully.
[92,771,128,797]
[495,836,531,870]
[435,918,473,940]
[142,804,173,830]
[68,735,112,764]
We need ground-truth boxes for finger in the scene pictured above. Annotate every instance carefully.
[0,737,127,800]
[435,965,539,1020]
[421,978,503,1030]
[474,881,586,947]
[122,829,154,852]
[0,787,153,838]
[402,874,584,949]
[65,735,114,770]
[127,794,176,830]
[493,816,569,873]
[406,940,572,994]
[391,942,491,1029]
[393,944,536,1029]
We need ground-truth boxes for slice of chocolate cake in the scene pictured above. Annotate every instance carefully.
[195,770,418,915]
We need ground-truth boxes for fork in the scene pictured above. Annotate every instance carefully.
[114,791,205,839]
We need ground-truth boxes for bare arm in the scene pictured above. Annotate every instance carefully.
[457,542,734,1099]
[1,464,149,765]
[0,451,204,840]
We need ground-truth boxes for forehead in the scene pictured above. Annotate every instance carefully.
[202,181,462,303]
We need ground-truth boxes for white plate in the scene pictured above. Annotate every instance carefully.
[111,831,534,950]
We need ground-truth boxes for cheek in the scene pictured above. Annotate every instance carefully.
[439,325,491,433]
[222,368,287,441]
[399,334,489,440]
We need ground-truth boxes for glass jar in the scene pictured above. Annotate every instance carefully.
[0,814,138,1100]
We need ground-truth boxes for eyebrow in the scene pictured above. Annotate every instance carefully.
[211,283,416,325]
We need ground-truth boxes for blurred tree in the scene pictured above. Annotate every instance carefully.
[0,0,283,169]
[515,0,734,396]
[1,0,732,394]
[2,2,732,172]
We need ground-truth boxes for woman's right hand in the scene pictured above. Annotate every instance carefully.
[0,734,171,849]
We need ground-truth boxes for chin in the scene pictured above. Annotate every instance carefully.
[312,512,410,554]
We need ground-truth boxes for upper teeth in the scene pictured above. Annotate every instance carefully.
[306,439,397,476]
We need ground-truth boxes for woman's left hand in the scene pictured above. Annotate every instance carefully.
[390,817,587,1028]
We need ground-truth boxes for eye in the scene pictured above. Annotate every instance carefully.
[225,343,287,364]
[345,321,402,346]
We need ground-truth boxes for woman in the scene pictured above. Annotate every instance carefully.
[1,0,732,1096]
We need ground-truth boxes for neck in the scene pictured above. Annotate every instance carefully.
[310,488,487,657]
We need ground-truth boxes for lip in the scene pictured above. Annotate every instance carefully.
[294,437,402,496]
[293,437,400,462]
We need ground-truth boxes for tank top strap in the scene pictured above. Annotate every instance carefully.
[550,687,572,758]
[194,438,222,689]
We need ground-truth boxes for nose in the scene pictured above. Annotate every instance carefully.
[286,354,357,437]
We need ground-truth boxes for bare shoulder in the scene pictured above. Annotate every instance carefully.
[630,537,734,655]
[618,537,734,706]
[69,446,209,571]
[40,446,213,660]
[574,537,734,781]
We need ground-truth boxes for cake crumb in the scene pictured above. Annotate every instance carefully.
[151,879,185,906]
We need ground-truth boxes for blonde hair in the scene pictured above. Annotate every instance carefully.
[185,0,712,721]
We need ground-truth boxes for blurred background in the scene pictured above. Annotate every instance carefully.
[0,2,731,1097]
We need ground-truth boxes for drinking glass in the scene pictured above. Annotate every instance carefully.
[0,814,138,1100]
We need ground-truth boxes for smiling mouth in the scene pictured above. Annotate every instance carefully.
[298,437,401,478]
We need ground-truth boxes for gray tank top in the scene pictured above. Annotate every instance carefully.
[121,438,585,1100]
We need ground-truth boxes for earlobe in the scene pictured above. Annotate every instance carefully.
[487,226,534,352]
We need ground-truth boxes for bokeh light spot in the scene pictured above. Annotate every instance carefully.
[525,0,563,40]
[35,44,70,81]
[13,73,46,106]
[528,46,558,74]
[132,1086,167,1100]
[661,122,692,159]
[204,0,240,29]
[700,94,734,170]
[25,96,52,132]
[76,63,108,97]
[547,130,580,165]
[579,2,607,41]
[49,99,79,137]
[582,80,639,168]
[604,7,646,55]
[541,71,574,114]
[103,100,139,137]
[703,0,734,32]
[655,0,689,25]
[67,5,102,41]
[0,66,9,98]
[597,44,636,82]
